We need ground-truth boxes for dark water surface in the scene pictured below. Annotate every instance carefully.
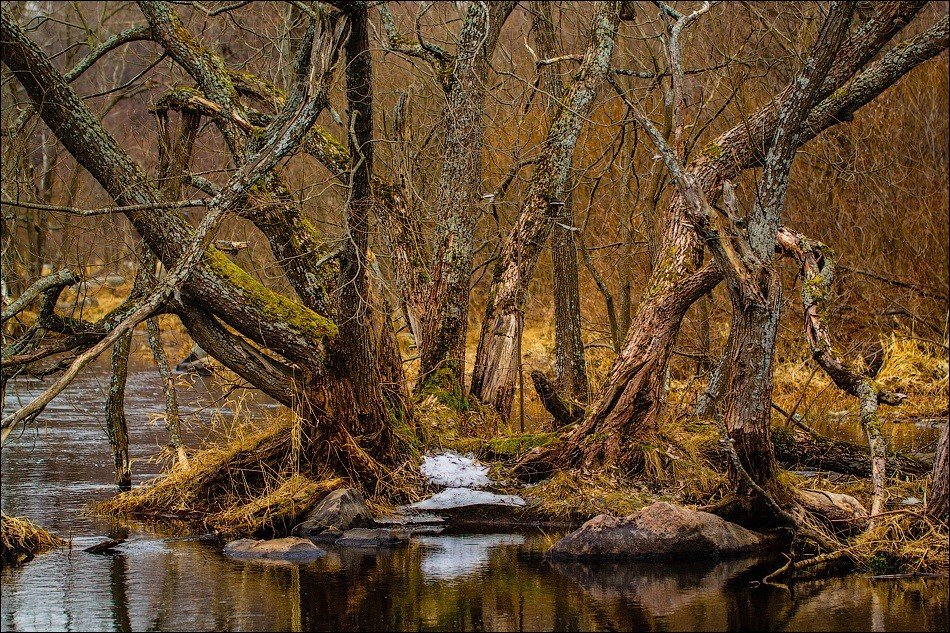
[2,358,948,632]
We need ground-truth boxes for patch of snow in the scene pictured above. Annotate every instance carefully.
[410,488,525,510]
[416,533,525,581]
[420,451,491,488]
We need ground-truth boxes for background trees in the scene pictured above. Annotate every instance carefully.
[1,1,947,521]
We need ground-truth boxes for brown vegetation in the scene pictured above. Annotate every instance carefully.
[1,1,947,575]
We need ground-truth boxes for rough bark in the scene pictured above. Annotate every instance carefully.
[105,331,133,490]
[470,1,620,418]
[776,228,907,515]
[533,1,589,403]
[515,1,941,478]
[773,427,931,480]
[928,423,949,520]
[716,4,854,487]
[416,2,516,398]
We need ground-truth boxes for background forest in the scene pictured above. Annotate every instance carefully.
[1,0,948,577]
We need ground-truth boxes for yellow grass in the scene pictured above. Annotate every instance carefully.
[1,513,65,566]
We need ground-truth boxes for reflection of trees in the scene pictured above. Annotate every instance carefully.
[108,526,132,632]
[553,557,793,631]
[298,539,594,631]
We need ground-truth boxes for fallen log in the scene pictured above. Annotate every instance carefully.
[772,427,931,479]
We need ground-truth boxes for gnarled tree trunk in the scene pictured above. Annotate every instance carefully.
[470,1,620,418]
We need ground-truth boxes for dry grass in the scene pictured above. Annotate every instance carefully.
[521,470,654,523]
[850,511,949,575]
[1,513,65,566]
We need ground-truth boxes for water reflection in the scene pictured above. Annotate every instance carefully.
[2,364,948,632]
[416,533,525,582]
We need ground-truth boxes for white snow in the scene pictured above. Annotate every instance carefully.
[410,488,525,510]
[420,451,491,489]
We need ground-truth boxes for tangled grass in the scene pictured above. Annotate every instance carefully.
[1,513,65,566]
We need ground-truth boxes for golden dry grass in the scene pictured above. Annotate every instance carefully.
[0,513,65,566]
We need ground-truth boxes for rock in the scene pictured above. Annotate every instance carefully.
[308,526,344,544]
[295,488,373,538]
[375,512,445,527]
[374,511,445,536]
[223,537,326,562]
[409,488,528,526]
[548,502,766,562]
[104,275,126,288]
[335,528,408,548]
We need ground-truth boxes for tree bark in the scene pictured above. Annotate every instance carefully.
[514,2,939,478]
[470,1,620,418]
[416,2,516,398]
[533,1,589,403]
[773,427,931,480]
[105,331,133,490]
[928,423,949,520]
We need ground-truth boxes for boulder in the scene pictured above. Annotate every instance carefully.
[335,528,408,548]
[548,502,765,562]
[223,537,326,562]
[294,488,373,538]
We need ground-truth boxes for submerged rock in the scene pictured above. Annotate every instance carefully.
[548,502,765,562]
[223,537,326,562]
[295,488,373,538]
[335,528,408,548]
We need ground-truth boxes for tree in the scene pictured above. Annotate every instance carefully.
[516,2,947,477]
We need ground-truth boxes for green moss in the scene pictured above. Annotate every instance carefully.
[485,432,557,458]
[701,143,724,159]
[417,366,470,412]
[205,249,337,340]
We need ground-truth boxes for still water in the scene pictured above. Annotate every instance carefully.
[2,353,947,632]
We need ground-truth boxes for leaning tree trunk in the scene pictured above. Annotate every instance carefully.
[533,0,589,403]
[514,2,938,480]
[470,1,620,418]
[929,422,949,520]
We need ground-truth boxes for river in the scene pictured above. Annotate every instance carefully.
[2,355,947,632]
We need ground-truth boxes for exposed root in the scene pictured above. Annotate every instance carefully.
[96,416,421,537]
[1,513,66,566]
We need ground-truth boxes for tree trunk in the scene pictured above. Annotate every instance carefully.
[928,422,948,520]
[533,0,589,403]
[722,277,782,486]
[321,5,398,462]
[105,331,133,490]
[470,2,620,418]
[773,427,931,479]
[417,2,515,398]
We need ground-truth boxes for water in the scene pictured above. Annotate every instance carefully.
[2,358,947,632]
